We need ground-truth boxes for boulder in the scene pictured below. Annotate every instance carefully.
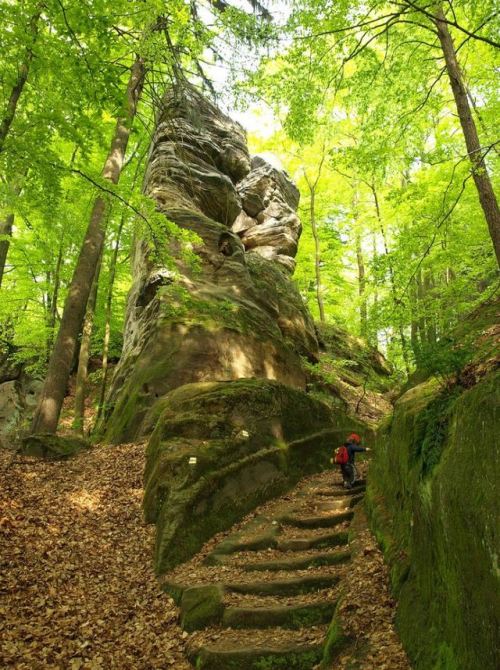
[0,354,42,449]
[20,433,90,459]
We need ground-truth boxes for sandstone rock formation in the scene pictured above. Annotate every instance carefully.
[102,86,318,444]
[367,299,499,670]
[233,156,301,273]
[0,350,42,448]
[100,86,363,572]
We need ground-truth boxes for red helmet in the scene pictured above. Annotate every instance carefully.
[347,433,361,443]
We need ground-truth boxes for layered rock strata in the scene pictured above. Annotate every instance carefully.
[103,86,317,444]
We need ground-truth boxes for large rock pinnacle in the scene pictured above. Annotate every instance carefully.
[102,85,318,443]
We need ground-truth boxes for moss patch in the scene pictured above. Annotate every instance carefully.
[320,602,351,668]
[180,584,225,632]
[20,433,90,459]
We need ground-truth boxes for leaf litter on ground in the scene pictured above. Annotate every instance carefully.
[0,443,192,670]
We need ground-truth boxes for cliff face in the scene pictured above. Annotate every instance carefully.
[367,300,500,670]
[103,86,317,444]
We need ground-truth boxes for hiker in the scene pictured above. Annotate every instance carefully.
[333,433,370,489]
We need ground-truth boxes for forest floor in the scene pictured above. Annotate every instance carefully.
[1,444,409,670]
[0,443,191,670]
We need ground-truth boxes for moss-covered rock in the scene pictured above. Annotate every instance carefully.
[142,378,366,573]
[20,433,90,459]
[98,89,320,445]
[367,367,500,670]
[180,584,225,632]
[320,602,351,668]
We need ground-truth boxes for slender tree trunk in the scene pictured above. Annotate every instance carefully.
[434,5,500,267]
[416,269,427,347]
[424,272,437,344]
[0,214,14,287]
[95,214,126,424]
[94,144,142,427]
[46,239,64,354]
[355,231,368,338]
[31,56,145,435]
[371,232,379,346]
[410,278,421,364]
[303,162,326,323]
[370,181,411,374]
[73,255,102,434]
[0,9,41,153]
[309,186,325,322]
[0,169,28,288]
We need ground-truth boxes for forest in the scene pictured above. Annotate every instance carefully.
[1,1,498,669]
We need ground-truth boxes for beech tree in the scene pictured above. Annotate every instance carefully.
[31,56,145,434]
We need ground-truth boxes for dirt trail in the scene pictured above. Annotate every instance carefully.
[1,446,410,669]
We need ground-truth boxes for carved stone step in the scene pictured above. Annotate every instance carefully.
[314,481,366,497]
[277,530,349,552]
[313,493,364,510]
[222,599,336,629]
[240,549,351,572]
[187,635,324,670]
[226,574,340,596]
[279,509,354,529]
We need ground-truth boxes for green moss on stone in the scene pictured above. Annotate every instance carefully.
[20,433,90,459]
[368,369,500,670]
[321,603,350,668]
[180,584,224,632]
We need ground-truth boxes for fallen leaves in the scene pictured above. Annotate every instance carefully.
[0,444,191,669]
[331,510,411,670]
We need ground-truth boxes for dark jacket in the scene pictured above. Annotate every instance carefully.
[345,440,366,463]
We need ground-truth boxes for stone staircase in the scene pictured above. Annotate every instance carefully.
[162,471,366,669]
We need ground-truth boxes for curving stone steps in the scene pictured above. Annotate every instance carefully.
[162,471,366,669]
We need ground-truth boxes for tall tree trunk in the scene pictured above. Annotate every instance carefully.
[95,214,126,425]
[309,186,325,322]
[31,56,145,435]
[73,255,102,434]
[424,272,437,344]
[304,163,326,323]
[0,213,14,288]
[0,170,28,288]
[371,232,379,346]
[355,231,367,338]
[46,238,64,355]
[435,5,500,267]
[416,269,427,347]
[0,8,41,153]
[370,181,411,374]
[410,279,421,365]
